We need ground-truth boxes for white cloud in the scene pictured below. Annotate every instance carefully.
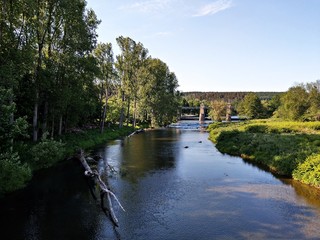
[119,0,173,13]
[193,0,233,17]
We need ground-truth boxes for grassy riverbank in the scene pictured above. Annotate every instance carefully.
[0,126,135,195]
[29,125,136,170]
[208,120,320,188]
[60,126,135,156]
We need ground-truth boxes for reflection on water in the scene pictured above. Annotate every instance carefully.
[1,121,320,239]
[117,129,181,182]
[280,178,320,208]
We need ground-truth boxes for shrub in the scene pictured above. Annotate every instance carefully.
[0,152,32,194]
[30,133,65,169]
[293,154,320,187]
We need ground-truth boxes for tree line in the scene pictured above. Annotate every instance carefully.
[0,0,179,193]
[183,81,320,122]
[234,81,320,121]
[182,91,281,102]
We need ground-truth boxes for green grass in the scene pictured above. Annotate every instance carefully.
[209,120,320,187]
[59,125,135,156]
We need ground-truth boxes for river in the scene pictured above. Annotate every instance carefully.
[1,121,320,239]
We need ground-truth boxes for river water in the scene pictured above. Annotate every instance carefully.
[1,121,320,240]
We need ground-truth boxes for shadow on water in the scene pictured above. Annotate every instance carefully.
[0,159,121,240]
[114,129,182,183]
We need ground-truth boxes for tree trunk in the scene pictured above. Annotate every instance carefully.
[99,83,104,125]
[100,88,108,133]
[133,98,137,128]
[58,115,63,135]
[9,91,14,152]
[0,0,5,42]
[119,91,125,128]
[126,97,131,126]
[51,113,55,137]
[33,91,39,142]
[42,100,48,134]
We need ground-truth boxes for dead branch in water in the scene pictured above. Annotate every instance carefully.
[77,149,124,227]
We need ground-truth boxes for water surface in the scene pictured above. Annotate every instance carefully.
[1,121,320,239]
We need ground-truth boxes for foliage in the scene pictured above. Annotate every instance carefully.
[182,92,281,102]
[293,154,320,187]
[115,38,180,127]
[275,86,309,121]
[93,42,116,132]
[209,100,227,122]
[0,152,32,194]
[0,88,28,147]
[0,87,31,194]
[138,58,180,127]
[30,133,66,169]
[261,94,282,118]
[305,82,320,121]
[60,126,134,155]
[236,93,264,119]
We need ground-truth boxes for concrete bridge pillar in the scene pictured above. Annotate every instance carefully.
[226,103,232,122]
[199,103,205,122]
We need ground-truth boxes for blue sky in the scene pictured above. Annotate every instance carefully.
[86,0,320,92]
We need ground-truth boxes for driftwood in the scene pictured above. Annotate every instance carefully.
[77,150,124,227]
[127,128,144,138]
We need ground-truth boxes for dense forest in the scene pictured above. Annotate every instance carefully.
[182,91,281,102]
[182,83,320,121]
[0,0,180,193]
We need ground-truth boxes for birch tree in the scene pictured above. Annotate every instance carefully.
[94,43,116,133]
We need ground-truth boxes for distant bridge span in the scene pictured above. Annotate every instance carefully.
[181,106,209,110]
[180,104,210,121]
[180,103,234,121]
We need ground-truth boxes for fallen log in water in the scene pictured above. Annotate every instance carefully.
[77,149,124,227]
[127,128,144,138]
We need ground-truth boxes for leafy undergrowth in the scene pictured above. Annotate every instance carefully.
[59,125,135,156]
[209,120,320,187]
[1,126,136,195]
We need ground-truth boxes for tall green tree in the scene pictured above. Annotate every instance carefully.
[276,86,309,121]
[237,92,263,119]
[305,81,320,120]
[0,87,31,193]
[25,0,100,139]
[139,58,179,127]
[115,36,149,127]
[93,42,116,133]
[209,100,227,122]
[115,36,135,128]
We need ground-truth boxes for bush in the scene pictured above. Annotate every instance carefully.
[30,134,65,169]
[0,152,32,194]
[293,154,320,187]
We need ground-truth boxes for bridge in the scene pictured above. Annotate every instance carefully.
[180,104,210,121]
[180,103,233,122]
